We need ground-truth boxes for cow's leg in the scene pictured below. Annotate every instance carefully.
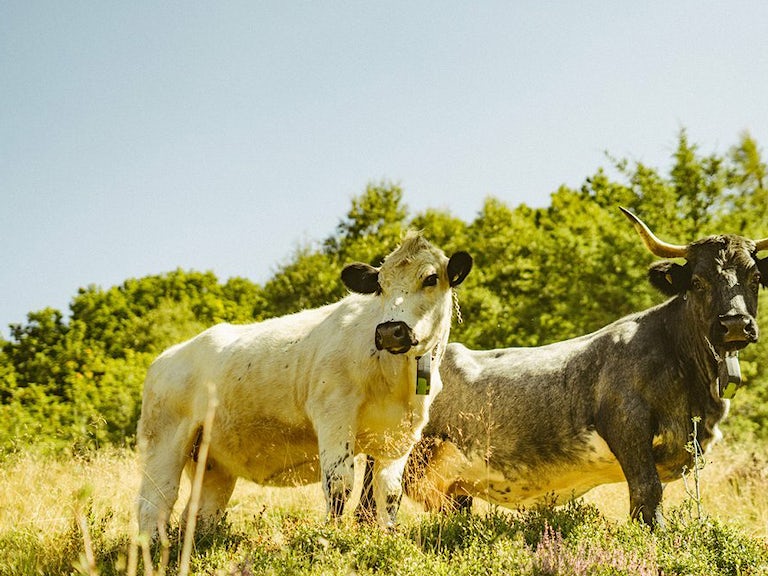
[404,437,468,512]
[137,438,188,538]
[354,455,378,523]
[181,458,237,534]
[627,466,664,527]
[317,425,357,520]
[372,454,409,529]
[597,403,664,527]
[445,493,473,513]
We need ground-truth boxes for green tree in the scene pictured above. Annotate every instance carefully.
[4,132,768,454]
[1,271,269,454]
[221,276,268,322]
[262,249,344,317]
[670,129,728,234]
[4,308,69,397]
[325,181,409,266]
[457,198,543,348]
[716,131,768,237]
[409,208,470,256]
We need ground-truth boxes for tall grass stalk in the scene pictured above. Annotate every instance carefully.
[178,383,218,576]
[682,416,706,523]
[74,488,98,576]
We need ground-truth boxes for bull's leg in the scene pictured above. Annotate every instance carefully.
[181,459,237,534]
[627,468,664,527]
[626,479,664,525]
[372,454,409,529]
[597,404,664,527]
[317,426,357,520]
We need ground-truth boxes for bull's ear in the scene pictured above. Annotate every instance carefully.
[341,263,381,294]
[447,252,473,287]
[758,256,768,288]
[648,261,691,296]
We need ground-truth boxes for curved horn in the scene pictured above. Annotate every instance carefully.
[755,237,768,253]
[619,207,688,259]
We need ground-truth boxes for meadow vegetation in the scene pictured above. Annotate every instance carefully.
[2,443,768,575]
[2,130,768,574]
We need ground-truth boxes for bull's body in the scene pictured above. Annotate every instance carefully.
[410,300,725,515]
[137,233,472,535]
[358,210,767,526]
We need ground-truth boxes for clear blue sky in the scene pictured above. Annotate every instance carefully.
[2,2,767,336]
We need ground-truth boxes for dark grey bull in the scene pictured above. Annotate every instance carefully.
[357,208,768,526]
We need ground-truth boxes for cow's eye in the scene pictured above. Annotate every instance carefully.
[751,272,761,291]
[422,274,439,288]
[691,276,706,292]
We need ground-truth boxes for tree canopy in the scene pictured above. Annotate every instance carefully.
[2,130,767,456]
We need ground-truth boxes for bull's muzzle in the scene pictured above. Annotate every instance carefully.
[719,313,758,345]
[375,321,418,354]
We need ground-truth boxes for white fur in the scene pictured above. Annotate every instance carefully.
[136,236,460,534]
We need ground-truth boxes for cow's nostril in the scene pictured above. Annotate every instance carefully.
[720,315,746,328]
[375,321,416,354]
[719,315,752,342]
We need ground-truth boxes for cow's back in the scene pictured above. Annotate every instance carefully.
[432,311,662,461]
[432,340,597,461]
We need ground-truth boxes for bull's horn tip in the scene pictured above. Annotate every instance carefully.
[620,206,688,259]
[618,206,645,229]
[618,206,637,221]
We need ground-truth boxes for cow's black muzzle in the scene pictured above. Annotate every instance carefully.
[375,321,418,354]
[718,313,758,349]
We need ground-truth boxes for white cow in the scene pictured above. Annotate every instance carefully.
[136,231,472,535]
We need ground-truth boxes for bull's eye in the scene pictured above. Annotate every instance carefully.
[691,276,705,292]
[751,272,761,291]
[422,274,439,288]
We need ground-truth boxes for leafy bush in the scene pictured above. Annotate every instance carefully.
[2,130,768,456]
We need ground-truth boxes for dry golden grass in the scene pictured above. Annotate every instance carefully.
[1,439,766,549]
[0,448,138,543]
[0,451,399,545]
[581,440,768,539]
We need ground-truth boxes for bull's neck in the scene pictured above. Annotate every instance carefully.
[663,295,723,404]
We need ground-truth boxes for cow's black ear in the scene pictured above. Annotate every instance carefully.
[342,263,381,294]
[757,256,768,288]
[447,252,473,287]
[648,261,691,296]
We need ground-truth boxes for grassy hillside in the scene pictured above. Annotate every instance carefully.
[1,440,767,575]
[3,135,768,574]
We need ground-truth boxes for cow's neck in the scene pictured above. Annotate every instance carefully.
[664,296,717,382]
[667,296,728,444]
[378,334,445,391]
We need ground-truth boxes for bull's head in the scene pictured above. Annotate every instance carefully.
[621,207,768,352]
[341,232,472,355]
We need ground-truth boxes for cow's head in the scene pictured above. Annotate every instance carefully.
[341,231,472,355]
[621,207,768,352]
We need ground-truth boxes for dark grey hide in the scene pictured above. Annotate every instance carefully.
[357,210,768,527]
